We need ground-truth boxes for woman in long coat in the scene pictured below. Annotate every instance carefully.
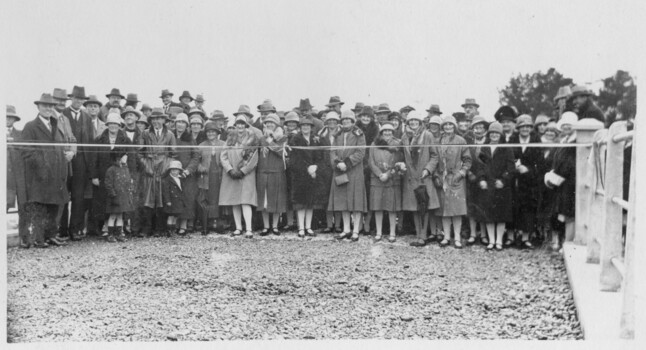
[536,122,560,249]
[508,114,542,249]
[479,122,515,251]
[219,115,260,238]
[90,115,132,238]
[465,116,489,245]
[329,110,367,241]
[196,122,225,235]
[289,117,332,237]
[369,122,404,242]
[426,115,444,241]
[356,107,380,235]
[401,111,439,247]
[256,114,288,235]
[318,112,343,233]
[173,114,200,234]
[436,115,472,248]
[545,112,578,250]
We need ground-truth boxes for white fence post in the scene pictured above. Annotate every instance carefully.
[585,129,608,264]
[619,130,635,339]
[573,119,604,245]
[599,121,627,292]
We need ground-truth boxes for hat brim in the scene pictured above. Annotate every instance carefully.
[121,110,141,118]
[140,107,152,112]
[34,100,58,106]
[375,110,391,114]
[189,110,206,117]
[84,100,103,107]
[150,114,169,120]
[461,103,480,108]
[67,94,89,100]
[426,109,443,114]
[160,93,174,98]
[106,94,125,99]
[233,112,253,118]
[7,114,20,121]
[325,102,345,107]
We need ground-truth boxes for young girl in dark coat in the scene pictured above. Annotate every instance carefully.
[104,150,135,242]
[162,160,187,237]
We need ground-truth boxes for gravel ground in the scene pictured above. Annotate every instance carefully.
[7,232,582,341]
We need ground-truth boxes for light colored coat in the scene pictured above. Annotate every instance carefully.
[401,128,440,211]
[219,130,259,206]
[327,126,367,212]
[435,133,472,216]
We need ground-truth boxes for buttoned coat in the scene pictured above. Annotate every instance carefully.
[328,126,367,212]
[256,131,288,213]
[21,115,69,205]
[219,130,259,206]
[288,132,332,210]
[197,139,225,218]
[368,136,404,212]
[162,175,186,215]
[137,126,177,208]
[401,128,440,211]
[435,133,472,216]
[479,142,515,223]
[7,128,27,208]
[174,130,200,219]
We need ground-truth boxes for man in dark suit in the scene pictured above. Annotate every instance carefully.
[21,94,70,248]
[99,88,124,122]
[61,85,95,240]
[160,89,183,116]
[569,85,606,126]
[7,105,31,248]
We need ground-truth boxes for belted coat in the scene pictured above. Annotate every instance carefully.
[137,126,177,208]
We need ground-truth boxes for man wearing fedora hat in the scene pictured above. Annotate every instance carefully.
[425,104,443,130]
[178,90,194,114]
[99,88,125,122]
[7,105,31,248]
[325,96,345,114]
[255,99,276,130]
[194,94,206,114]
[569,85,606,126]
[124,93,140,110]
[138,107,178,237]
[553,85,573,119]
[461,98,480,123]
[399,105,415,119]
[160,89,183,115]
[59,86,96,240]
[21,94,71,248]
[295,98,324,134]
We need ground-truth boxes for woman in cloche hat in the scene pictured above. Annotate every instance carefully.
[219,115,261,238]
[479,121,514,251]
[436,115,472,249]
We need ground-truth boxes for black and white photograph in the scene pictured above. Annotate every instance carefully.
[2,0,644,346]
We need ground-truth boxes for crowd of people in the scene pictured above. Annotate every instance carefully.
[6,85,607,251]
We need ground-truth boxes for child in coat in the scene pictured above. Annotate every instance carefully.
[104,151,135,242]
[162,160,187,236]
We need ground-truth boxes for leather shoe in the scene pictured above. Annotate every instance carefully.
[33,242,49,248]
[47,237,67,246]
[20,241,31,249]
[69,231,83,241]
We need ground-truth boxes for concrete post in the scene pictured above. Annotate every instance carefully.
[585,129,608,264]
[619,131,635,339]
[599,121,627,292]
[573,119,604,245]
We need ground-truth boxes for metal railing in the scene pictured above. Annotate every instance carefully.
[574,119,635,339]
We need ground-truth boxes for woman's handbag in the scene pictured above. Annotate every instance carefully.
[334,173,350,186]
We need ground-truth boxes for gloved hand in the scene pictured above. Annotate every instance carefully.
[479,180,488,190]
[495,179,504,189]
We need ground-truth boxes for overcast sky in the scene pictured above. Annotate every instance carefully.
[3,0,644,127]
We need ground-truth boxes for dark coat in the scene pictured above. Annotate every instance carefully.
[577,99,606,126]
[163,175,186,215]
[479,142,515,223]
[7,128,27,208]
[174,130,200,219]
[551,137,577,218]
[466,136,488,222]
[104,164,134,213]
[197,139,225,218]
[288,132,332,210]
[90,129,132,219]
[21,115,69,205]
[122,127,143,173]
[137,126,177,208]
[256,132,288,213]
[63,107,96,193]
[509,132,543,231]
[536,143,558,221]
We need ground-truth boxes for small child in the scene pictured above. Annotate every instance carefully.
[162,160,187,237]
[104,151,135,242]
